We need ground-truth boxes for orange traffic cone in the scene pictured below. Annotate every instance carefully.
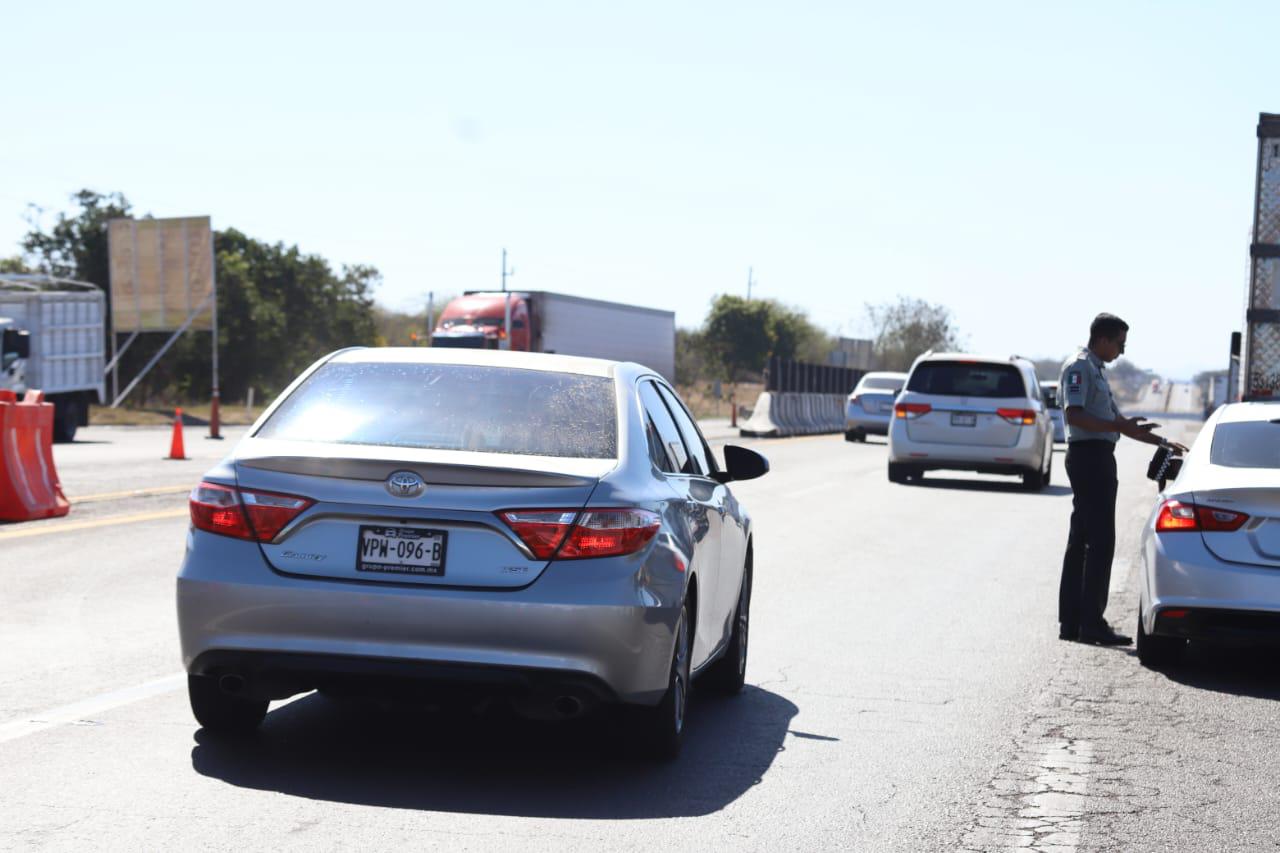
[168,408,187,460]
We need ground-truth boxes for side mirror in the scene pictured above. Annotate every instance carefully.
[713,444,769,483]
[1,328,29,360]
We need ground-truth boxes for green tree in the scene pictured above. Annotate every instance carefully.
[865,296,963,371]
[702,295,778,383]
[0,256,32,273]
[21,190,131,285]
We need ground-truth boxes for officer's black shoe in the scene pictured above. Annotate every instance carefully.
[1078,624,1132,646]
[1059,624,1079,641]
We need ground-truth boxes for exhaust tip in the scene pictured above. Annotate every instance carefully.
[218,674,246,695]
[553,695,584,718]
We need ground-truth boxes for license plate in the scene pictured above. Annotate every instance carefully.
[880,401,895,412]
[357,525,447,576]
[950,413,977,427]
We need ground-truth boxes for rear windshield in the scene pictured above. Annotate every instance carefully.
[256,362,618,458]
[859,377,903,392]
[1041,385,1060,408]
[1210,422,1280,468]
[906,361,1026,398]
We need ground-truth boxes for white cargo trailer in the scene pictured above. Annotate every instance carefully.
[0,275,106,441]
[432,290,676,381]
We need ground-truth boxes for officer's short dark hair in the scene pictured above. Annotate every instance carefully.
[1088,313,1129,344]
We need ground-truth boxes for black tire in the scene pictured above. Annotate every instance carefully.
[844,429,857,442]
[1021,466,1044,492]
[639,601,691,760]
[888,463,909,484]
[188,674,268,733]
[53,398,80,443]
[704,559,752,694]
[1136,608,1186,669]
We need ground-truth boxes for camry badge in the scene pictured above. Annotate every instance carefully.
[386,470,425,498]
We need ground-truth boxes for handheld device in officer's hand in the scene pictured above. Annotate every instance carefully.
[1146,445,1183,491]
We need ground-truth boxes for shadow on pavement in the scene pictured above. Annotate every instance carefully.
[1157,644,1280,701]
[908,478,1072,497]
[191,685,799,818]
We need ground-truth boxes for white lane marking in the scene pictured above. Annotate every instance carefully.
[1019,739,1094,851]
[0,672,186,745]
[0,674,315,745]
[1109,557,1130,597]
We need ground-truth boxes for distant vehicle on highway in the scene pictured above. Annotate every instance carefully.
[176,347,767,758]
[887,353,1054,490]
[0,275,105,442]
[1137,402,1280,667]
[1040,380,1067,443]
[431,290,676,381]
[845,371,907,442]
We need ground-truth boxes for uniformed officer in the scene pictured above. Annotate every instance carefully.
[1058,313,1187,645]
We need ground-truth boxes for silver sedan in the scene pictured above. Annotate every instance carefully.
[1138,401,1280,667]
[177,347,768,757]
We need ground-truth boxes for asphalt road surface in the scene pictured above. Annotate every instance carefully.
[7,395,1277,852]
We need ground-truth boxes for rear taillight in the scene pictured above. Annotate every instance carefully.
[894,402,931,419]
[996,408,1037,425]
[189,481,313,541]
[498,508,661,560]
[1154,500,1250,533]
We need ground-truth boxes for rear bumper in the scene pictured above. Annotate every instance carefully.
[845,408,892,432]
[886,425,1043,471]
[1143,529,1280,642]
[177,529,681,706]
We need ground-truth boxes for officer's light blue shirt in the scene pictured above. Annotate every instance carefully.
[1059,347,1120,443]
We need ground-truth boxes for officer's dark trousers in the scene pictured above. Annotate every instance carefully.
[1059,440,1118,629]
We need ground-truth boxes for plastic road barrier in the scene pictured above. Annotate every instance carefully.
[0,389,71,522]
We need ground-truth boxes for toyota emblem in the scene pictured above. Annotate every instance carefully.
[385,470,425,498]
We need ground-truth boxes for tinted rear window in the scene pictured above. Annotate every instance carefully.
[859,377,903,392]
[1210,422,1280,468]
[907,362,1026,398]
[257,362,617,458]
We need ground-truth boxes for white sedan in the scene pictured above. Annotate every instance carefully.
[1138,401,1280,666]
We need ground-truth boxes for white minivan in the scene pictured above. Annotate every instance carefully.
[887,353,1054,490]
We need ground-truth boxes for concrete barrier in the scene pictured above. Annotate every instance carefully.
[739,391,848,438]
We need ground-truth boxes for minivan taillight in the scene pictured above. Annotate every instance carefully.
[189,481,313,541]
[894,403,931,419]
[1154,499,1249,533]
[996,408,1037,425]
[498,508,661,560]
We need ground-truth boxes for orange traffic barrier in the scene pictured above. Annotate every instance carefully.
[0,388,71,521]
[168,408,187,460]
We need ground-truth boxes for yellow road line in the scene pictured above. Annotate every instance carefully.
[70,484,191,504]
[0,508,188,541]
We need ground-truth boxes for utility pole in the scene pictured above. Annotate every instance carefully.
[425,291,434,346]
[501,248,514,350]
[747,266,755,300]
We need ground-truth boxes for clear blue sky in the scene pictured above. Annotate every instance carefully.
[3,1,1275,377]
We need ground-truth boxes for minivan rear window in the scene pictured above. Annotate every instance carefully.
[906,361,1027,398]
[257,362,618,458]
[859,377,903,391]
[1210,422,1280,468]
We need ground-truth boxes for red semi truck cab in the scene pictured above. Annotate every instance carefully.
[431,292,530,351]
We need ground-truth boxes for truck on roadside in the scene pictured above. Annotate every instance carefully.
[0,275,106,442]
[431,290,676,381]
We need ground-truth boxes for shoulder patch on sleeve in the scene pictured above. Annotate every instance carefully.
[1068,371,1082,386]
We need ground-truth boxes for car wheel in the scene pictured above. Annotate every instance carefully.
[53,398,80,443]
[845,429,857,442]
[1021,467,1044,492]
[704,559,752,694]
[639,601,691,760]
[1136,607,1186,669]
[888,463,909,484]
[188,674,268,733]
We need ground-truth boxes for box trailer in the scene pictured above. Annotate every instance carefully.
[0,275,106,441]
[432,290,676,381]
